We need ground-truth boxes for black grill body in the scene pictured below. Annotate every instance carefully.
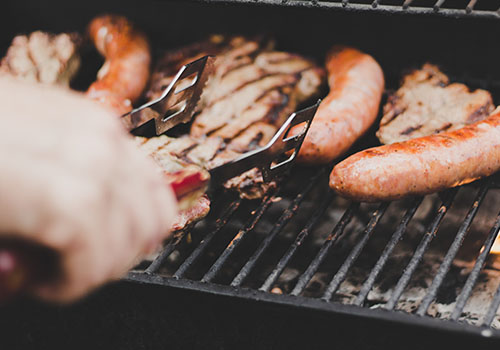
[3,1,500,349]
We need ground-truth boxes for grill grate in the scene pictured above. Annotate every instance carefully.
[128,160,500,339]
[186,0,500,19]
[125,3,500,336]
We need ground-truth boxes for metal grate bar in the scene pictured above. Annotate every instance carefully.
[172,198,242,279]
[354,197,423,306]
[322,202,389,301]
[483,282,500,327]
[434,0,446,12]
[466,0,478,13]
[385,188,458,310]
[259,191,335,292]
[194,0,500,19]
[417,181,490,316]
[230,170,325,287]
[291,202,358,296]
[145,240,182,274]
[451,210,500,320]
[403,0,414,9]
[201,192,277,283]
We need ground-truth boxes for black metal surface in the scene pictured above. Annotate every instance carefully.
[416,181,490,316]
[231,170,323,287]
[451,210,500,320]
[384,189,458,310]
[259,190,335,292]
[353,197,422,305]
[322,202,389,301]
[202,192,277,283]
[291,201,358,296]
[127,170,500,341]
[183,0,500,19]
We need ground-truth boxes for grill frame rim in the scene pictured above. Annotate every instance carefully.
[179,0,500,20]
[126,271,500,340]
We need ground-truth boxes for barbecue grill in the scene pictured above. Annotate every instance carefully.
[3,0,500,349]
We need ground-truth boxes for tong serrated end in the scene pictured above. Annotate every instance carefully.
[121,55,215,135]
[208,100,320,187]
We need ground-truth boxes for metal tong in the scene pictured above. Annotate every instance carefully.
[118,54,320,202]
[121,55,214,134]
[170,101,320,207]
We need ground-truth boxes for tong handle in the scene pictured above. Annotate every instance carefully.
[209,101,320,186]
[121,55,214,134]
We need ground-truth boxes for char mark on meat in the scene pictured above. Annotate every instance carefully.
[145,35,325,200]
[377,64,495,145]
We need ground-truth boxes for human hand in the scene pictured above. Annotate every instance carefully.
[0,77,178,302]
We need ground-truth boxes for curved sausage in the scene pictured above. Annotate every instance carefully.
[86,15,151,115]
[330,107,500,202]
[295,46,384,164]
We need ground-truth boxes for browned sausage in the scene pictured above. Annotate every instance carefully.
[295,46,384,164]
[330,107,500,202]
[86,15,151,115]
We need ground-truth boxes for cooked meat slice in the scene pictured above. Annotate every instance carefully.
[223,168,273,200]
[377,64,494,144]
[137,136,211,232]
[210,89,292,141]
[191,73,299,137]
[184,137,224,166]
[145,36,324,201]
[224,122,277,153]
[171,196,210,232]
[147,35,270,102]
[0,31,81,85]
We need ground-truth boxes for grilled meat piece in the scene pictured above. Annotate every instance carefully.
[146,35,325,199]
[377,64,494,144]
[136,136,211,231]
[331,107,500,202]
[0,31,81,85]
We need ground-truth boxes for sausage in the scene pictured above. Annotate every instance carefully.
[86,15,151,115]
[295,46,384,164]
[330,107,500,202]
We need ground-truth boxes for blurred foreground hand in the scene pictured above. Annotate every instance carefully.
[0,77,178,302]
